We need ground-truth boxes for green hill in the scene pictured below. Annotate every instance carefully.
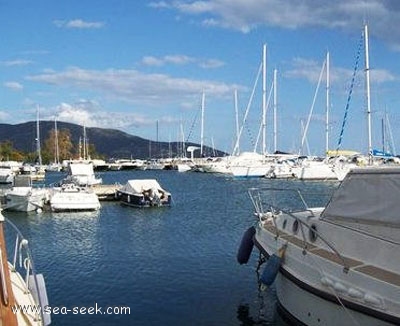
[0,121,225,160]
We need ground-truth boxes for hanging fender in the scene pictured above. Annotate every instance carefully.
[260,244,287,286]
[237,226,256,265]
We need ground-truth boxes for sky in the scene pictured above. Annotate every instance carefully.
[1,0,400,156]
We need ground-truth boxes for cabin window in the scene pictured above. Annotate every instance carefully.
[309,224,318,242]
[282,219,287,230]
[292,220,299,234]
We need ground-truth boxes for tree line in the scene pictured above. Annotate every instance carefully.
[0,128,100,164]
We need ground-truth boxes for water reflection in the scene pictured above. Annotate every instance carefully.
[50,210,100,220]
[236,285,280,325]
[237,303,265,325]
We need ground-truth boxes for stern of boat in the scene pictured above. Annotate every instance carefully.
[4,218,51,325]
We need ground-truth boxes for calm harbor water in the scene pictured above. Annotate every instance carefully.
[4,169,335,326]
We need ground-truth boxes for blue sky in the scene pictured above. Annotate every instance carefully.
[1,0,400,156]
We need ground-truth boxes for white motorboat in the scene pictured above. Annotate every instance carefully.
[238,166,400,325]
[196,156,232,174]
[116,159,146,170]
[145,159,165,170]
[4,175,49,212]
[116,179,172,208]
[90,159,109,171]
[20,164,46,182]
[292,157,338,180]
[45,162,62,172]
[107,162,122,171]
[49,183,100,212]
[0,209,51,325]
[228,152,273,178]
[0,166,16,184]
[63,162,102,186]
[175,158,195,172]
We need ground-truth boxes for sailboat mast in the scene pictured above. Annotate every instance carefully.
[200,91,205,157]
[36,105,42,166]
[180,121,185,157]
[381,118,385,153]
[273,68,277,153]
[262,43,267,155]
[364,24,372,156]
[54,117,59,164]
[156,119,159,158]
[83,125,87,160]
[234,89,240,155]
[325,51,330,155]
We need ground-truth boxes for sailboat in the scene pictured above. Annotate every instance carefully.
[22,106,46,181]
[291,51,354,181]
[228,44,276,178]
[46,117,62,172]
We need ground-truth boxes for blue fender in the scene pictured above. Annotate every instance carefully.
[260,254,282,286]
[237,226,256,265]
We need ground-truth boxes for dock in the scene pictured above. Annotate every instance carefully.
[92,184,121,201]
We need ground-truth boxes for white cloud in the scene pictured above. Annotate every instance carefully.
[3,81,23,91]
[284,56,396,85]
[141,54,224,68]
[48,101,165,131]
[151,0,400,49]
[26,67,238,106]
[141,56,165,66]
[0,111,11,121]
[56,103,93,126]
[371,68,397,84]
[1,59,33,66]
[284,57,329,83]
[53,19,104,29]
[148,1,171,9]
[199,58,225,68]
[164,55,194,65]
[141,54,194,66]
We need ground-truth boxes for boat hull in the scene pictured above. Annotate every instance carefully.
[5,193,45,212]
[229,165,271,178]
[254,230,399,326]
[4,188,48,212]
[50,200,100,212]
[274,268,395,326]
[293,164,338,180]
[116,179,172,208]
[50,187,100,212]
[117,191,171,208]
[0,170,15,184]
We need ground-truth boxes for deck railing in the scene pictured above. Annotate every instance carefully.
[5,218,49,325]
[248,187,350,273]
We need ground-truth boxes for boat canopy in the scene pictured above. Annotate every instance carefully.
[371,149,394,158]
[326,149,360,157]
[321,167,400,227]
[121,179,165,194]
[13,175,32,187]
[68,162,95,175]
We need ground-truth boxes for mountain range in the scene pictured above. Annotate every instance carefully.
[0,121,226,160]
